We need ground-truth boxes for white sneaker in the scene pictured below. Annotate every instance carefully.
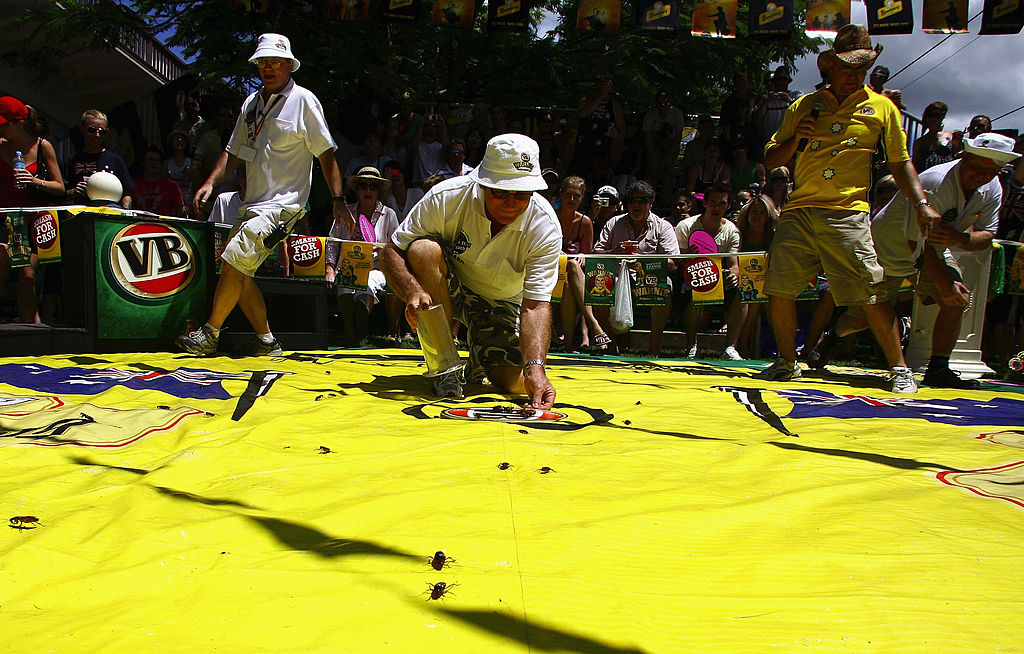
[686,344,698,359]
[888,366,918,394]
[753,357,802,381]
[722,346,744,361]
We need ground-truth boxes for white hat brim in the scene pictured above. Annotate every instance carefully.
[469,166,547,192]
[963,143,1021,165]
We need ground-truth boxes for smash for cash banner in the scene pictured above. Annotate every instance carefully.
[287,236,327,279]
[3,211,61,267]
[692,0,737,37]
[806,0,852,33]
[433,0,476,26]
[923,0,969,32]
[749,0,794,38]
[684,256,725,305]
[577,0,622,32]
[866,0,915,33]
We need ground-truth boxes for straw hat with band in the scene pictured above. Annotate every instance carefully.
[249,33,301,72]
[963,133,1021,166]
[346,166,392,193]
[817,24,883,72]
[469,133,547,192]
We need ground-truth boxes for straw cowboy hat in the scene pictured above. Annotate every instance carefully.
[346,166,392,193]
[817,24,883,71]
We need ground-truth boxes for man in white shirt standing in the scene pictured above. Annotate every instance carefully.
[178,33,351,357]
[381,134,561,409]
[808,133,1019,388]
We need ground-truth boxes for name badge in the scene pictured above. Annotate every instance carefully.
[236,145,257,163]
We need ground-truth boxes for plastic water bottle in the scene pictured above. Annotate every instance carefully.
[12,151,26,189]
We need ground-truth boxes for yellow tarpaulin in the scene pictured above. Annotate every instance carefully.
[1,350,1022,652]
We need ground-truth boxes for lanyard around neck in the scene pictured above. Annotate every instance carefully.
[252,94,285,144]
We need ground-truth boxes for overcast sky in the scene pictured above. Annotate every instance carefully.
[788,0,1024,133]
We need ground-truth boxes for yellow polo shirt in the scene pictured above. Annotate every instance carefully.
[767,86,908,213]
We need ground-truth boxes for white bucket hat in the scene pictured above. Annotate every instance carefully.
[249,33,300,73]
[963,133,1021,165]
[469,134,546,192]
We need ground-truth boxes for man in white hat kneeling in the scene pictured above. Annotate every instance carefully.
[808,132,1020,388]
[381,134,561,409]
[178,33,351,357]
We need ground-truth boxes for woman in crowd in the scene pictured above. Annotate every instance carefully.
[734,194,778,358]
[765,166,790,211]
[686,138,731,194]
[165,129,195,218]
[555,176,609,352]
[382,160,423,223]
[912,101,955,172]
[325,166,401,345]
[0,96,65,323]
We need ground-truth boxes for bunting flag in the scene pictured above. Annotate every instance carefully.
[335,241,374,290]
[552,256,568,303]
[583,257,617,306]
[980,0,1024,33]
[2,211,33,268]
[34,210,62,264]
[432,0,476,26]
[287,236,328,280]
[631,258,671,307]
[806,0,852,33]
[923,0,969,32]
[328,0,370,21]
[576,0,622,32]
[684,256,725,305]
[692,0,737,36]
[638,0,680,31]
[383,0,422,22]
[737,254,768,304]
[748,0,794,38]
[865,0,915,33]
[488,0,530,32]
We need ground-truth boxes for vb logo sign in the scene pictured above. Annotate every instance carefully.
[109,223,196,299]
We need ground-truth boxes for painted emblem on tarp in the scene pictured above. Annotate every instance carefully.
[108,222,195,299]
[937,461,1024,510]
[440,406,567,421]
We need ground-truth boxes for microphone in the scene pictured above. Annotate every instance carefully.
[797,97,824,152]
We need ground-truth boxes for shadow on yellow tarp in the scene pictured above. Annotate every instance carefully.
[1,350,1022,652]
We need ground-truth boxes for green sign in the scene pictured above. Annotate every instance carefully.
[584,256,617,307]
[93,215,209,339]
[630,257,671,307]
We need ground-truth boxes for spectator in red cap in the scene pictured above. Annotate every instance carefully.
[0,96,65,323]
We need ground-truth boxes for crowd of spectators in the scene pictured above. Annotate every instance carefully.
[2,65,1024,372]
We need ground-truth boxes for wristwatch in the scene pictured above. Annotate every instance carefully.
[914,198,931,209]
[522,359,545,372]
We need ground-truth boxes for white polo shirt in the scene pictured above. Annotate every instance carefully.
[226,78,336,211]
[872,159,1002,277]
[391,176,562,303]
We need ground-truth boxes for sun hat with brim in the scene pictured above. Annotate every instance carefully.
[249,33,300,72]
[0,96,29,126]
[963,133,1021,165]
[346,166,392,193]
[469,133,546,192]
[817,24,883,72]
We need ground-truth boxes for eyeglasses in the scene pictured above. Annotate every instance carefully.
[627,196,651,204]
[357,182,378,190]
[489,188,533,201]
[85,126,108,135]
[254,58,284,69]
[449,149,465,156]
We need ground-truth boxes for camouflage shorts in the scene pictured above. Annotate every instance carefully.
[445,254,522,383]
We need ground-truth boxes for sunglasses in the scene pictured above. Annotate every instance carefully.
[489,188,533,200]
[85,126,108,135]
[357,182,378,190]
[627,196,651,204]
[254,58,285,69]
[449,149,465,156]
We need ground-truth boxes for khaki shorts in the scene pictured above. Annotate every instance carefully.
[222,206,304,277]
[846,257,964,318]
[764,207,884,306]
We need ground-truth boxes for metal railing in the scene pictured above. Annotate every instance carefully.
[116,25,186,82]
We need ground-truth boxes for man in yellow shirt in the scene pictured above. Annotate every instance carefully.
[754,25,940,393]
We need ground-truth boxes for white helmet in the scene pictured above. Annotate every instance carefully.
[86,171,123,203]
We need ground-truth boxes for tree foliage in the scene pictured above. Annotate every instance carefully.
[6,0,821,113]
